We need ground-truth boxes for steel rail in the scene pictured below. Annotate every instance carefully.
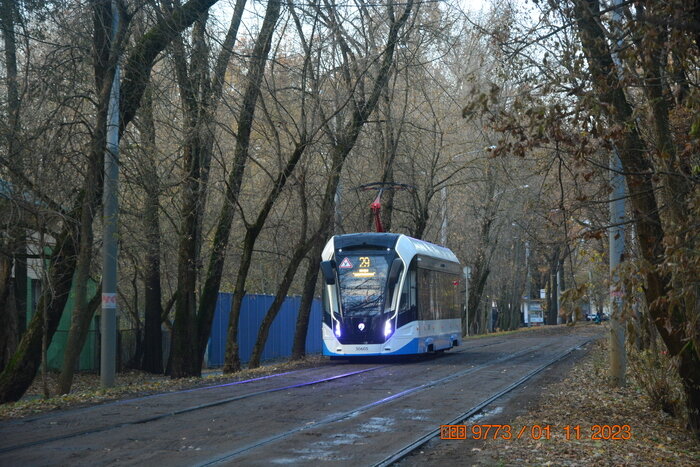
[0,336,526,456]
[196,340,555,466]
[373,337,596,466]
[6,338,504,426]
[0,366,383,455]
[5,366,337,426]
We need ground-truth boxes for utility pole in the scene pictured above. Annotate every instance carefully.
[440,186,447,245]
[101,0,120,388]
[608,0,627,387]
[609,150,626,386]
[524,241,530,327]
[463,266,471,336]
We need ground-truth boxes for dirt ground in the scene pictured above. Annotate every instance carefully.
[400,325,700,466]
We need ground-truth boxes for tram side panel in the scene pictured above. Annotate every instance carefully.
[413,263,462,352]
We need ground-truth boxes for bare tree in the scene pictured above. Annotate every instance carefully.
[291,0,416,359]
[169,0,282,377]
[0,0,221,402]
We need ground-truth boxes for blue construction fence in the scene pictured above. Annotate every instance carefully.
[206,293,323,367]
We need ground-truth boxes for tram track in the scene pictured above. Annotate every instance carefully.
[5,337,502,430]
[373,337,596,466]
[195,339,561,466]
[0,337,499,455]
[0,334,565,462]
[0,366,383,455]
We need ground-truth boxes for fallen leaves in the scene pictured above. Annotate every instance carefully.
[0,356,325,420]
[472,337,700,466]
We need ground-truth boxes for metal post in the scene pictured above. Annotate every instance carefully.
[101,0,120,388]
[440,186,447,245]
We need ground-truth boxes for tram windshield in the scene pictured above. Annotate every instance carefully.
[336,254,390,317]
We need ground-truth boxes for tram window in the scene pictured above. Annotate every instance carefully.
[321,286,331,325]
[417,267,460,320]
[399,268,416,313]
[387,260,404,309]
[417,268,430,320]
[336,254,390,317]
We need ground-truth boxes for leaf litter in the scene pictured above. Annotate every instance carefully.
[470,336,700,466]
[0,355,325,420]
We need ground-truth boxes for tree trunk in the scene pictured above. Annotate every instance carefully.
[170,80,206,378]
[505,242,523,331]
[467,214,496,334]
[188,0,248,370]
[0,255,18,373]
[467,262,489,335]
[151,2,247,373]
[248,238,315,368]
[291,252,321,360]
[558,257,566,324]
[144,1,245,377]
[139,85,163,374]
[0,227,78,403]
[289,0,415,357]
[58,0,121,395]
[221,139,310,372]
[222,231,255,373]
[178,0,281,377]
[0,0,25,370]
[548,268,558,325]
[572,0,700,436]
[0,0,222,400]
[118,0,221,135]
[13,242,26,336]
[169,13,219,378]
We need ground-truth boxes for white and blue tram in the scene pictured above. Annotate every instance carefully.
[320,233,463,357]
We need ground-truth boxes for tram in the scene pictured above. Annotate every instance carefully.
[320,233,464,357]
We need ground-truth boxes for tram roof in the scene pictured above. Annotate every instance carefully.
[328,233,459,264]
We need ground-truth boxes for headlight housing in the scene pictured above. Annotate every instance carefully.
[384,319,393,337]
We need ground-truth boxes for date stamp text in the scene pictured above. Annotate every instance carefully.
[439,424,632,440]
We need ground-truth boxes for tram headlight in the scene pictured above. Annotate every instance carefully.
[384,320,393,338]
[334,322,341,338]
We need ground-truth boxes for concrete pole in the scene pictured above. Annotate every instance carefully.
[608,0,627,387]
[524,241,530,326]
[609,150,626,386]
[588,270,595,317]
[463,266,470,336]
[101,0,120,388]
